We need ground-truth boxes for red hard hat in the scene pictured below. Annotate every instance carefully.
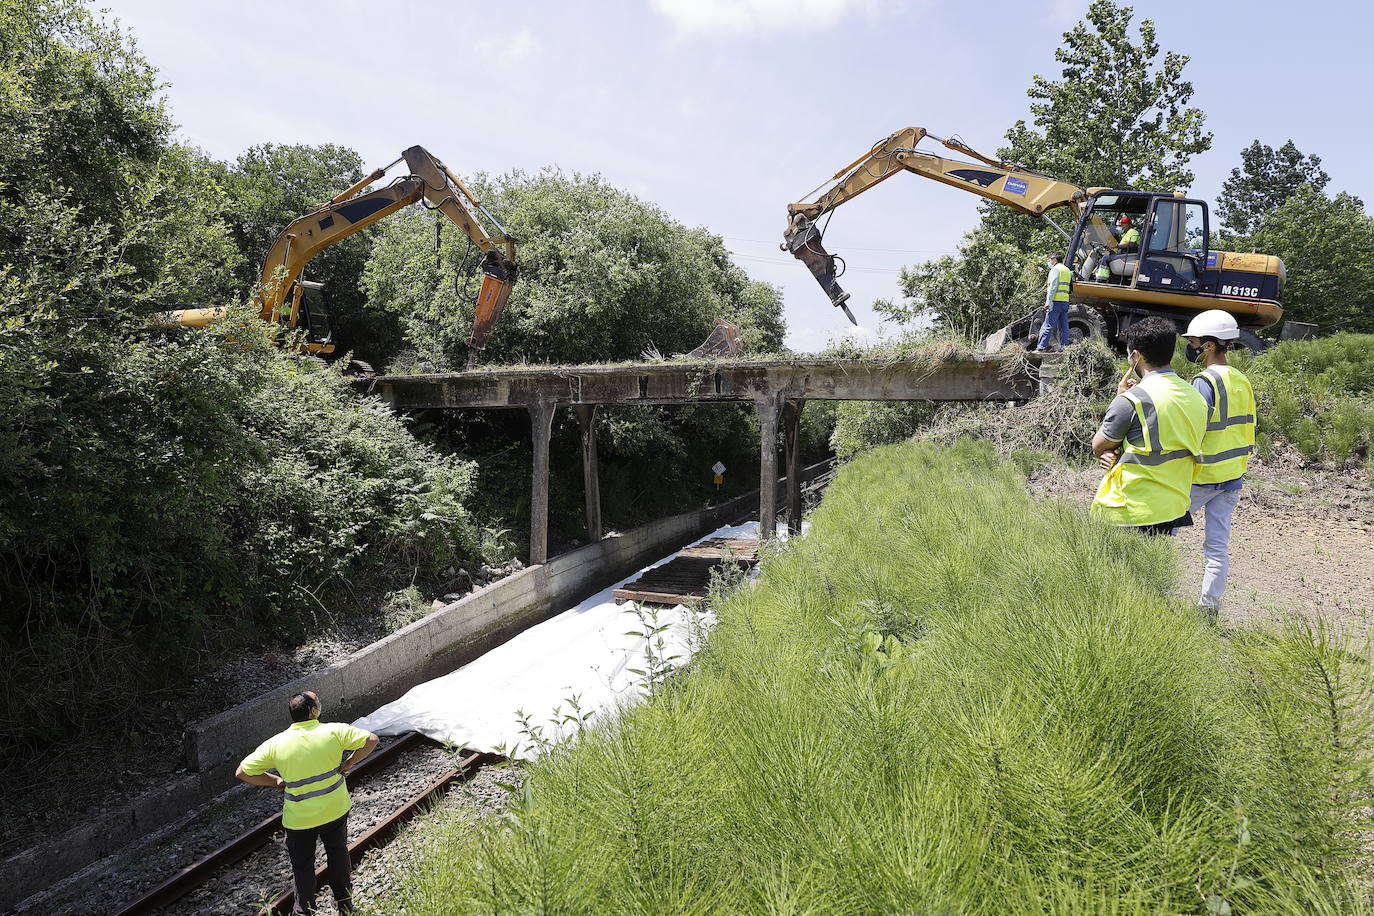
[1117,216,1132,227]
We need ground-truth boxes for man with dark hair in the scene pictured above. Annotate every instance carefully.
[237,691,378,914]
[1090,317,1207,535]
[1034,252,1073,353]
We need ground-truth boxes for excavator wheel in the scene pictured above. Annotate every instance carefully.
[1067,306,1107,345]
[1234,329,1271,355]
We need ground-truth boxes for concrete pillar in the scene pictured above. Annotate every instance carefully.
[782,399,805,535]
[756,393,782,540]
[1037,353,1061,396]
[528,401,556,565]
[574,404,602,543]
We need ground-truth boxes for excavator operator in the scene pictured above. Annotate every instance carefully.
[1095,216,1140,284]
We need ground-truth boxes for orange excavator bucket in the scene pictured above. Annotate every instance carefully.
[465,252,518,369]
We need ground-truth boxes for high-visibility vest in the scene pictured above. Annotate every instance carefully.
[1048,263,1072,302]
[1091,371,1208,526]
[1121,228,1141,247]
[240,720,370,829]
[1193,364,1255,484]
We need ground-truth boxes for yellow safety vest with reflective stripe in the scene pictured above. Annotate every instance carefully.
[1091,371,1208,526]
[239,720,370,829]
[1121,228,1140,247]
[1193,364,1255,484]
[1048,263,1072,302]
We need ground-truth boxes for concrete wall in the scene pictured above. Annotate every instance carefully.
[0,483,783,911]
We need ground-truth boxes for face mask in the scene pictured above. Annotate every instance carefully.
[1185,343,1205,364]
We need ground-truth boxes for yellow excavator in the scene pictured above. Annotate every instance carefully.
[158,145,518,369]
[785,126,1287,351]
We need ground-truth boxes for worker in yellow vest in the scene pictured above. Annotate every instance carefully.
[1035,252,1073,353]
[237,691,378,914]
[1183,310,1256,619]
[1091,317,1208,535]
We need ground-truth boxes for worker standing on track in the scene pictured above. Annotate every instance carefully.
[1184,310,1257,621]
[236,691,378,915]
[1090,317,1208,535]
[1035,252,1073,353]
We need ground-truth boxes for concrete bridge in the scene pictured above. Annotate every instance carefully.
[366,354,1056,563]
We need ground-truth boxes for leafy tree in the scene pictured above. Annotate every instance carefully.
[880,228,1041,341]
[1251,186,1374,332]
[0,0,486,752]
[892,0,1211,335]
[364,169,785,369]
[0,0,167,236]
[1217,139,1331,237]
[1000,0,1211,193]
[225,143,402,364]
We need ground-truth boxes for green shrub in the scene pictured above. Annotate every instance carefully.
[370,442,1374,914]
[0,312,482,749]
[1235,333,1374,464]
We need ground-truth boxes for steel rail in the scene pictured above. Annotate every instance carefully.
[110,731,427,916]
[267,750,499,914]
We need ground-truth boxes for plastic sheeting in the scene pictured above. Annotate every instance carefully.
[352,523,759,758]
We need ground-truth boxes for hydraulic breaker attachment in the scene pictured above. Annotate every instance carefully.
[465,252,518,369]
[782,215,857,325]
[686,318,745,359]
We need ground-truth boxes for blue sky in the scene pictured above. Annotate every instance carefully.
[103,0,1372,353]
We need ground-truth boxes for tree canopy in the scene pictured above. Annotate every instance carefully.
[0,0,482,749]
[1000,0,1211,192]
[1252,186,1374,332]
[363,169,785,370]
[1217,139,1331,238]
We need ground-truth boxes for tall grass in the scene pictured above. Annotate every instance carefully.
[1230,333,1374,465]
[372,442,1373,914]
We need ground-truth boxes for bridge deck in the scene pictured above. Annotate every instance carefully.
[363,354,1058,564]
[367,354,1049,410]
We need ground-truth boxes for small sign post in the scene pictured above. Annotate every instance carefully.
[712,460,726,489]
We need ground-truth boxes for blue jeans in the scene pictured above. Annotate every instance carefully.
[1037,300,1070,350]
[1190,484,1241,609]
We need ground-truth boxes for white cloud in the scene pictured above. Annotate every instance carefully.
[651,0,873,35]
[474,27,543,64]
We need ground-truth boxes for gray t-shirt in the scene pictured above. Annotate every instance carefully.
[1097,368,1179,446]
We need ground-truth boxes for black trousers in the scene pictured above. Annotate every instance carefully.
[285,812,352,914]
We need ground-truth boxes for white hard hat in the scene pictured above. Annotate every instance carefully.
[1184,309,1240,340]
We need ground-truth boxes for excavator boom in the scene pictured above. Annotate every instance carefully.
[784,127,1093,316]
[161,145,517,364]
[785,125,1284,345]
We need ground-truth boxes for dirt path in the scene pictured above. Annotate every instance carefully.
[1033,457,1374,633]
[1174,460,1374,634]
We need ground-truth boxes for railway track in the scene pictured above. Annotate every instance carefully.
[108,733,501,916]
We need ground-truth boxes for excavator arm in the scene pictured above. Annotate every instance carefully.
[256,145,517,364]
[783,127,1094,318]
[162,145,517,365]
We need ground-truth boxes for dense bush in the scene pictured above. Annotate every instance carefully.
[0,0,483,752]
[1232,333,1374,464]
[372,442,1374,913]
[363,170,785,370]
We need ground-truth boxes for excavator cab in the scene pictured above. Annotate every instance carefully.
[1070,191,1210,295]
[293,280,334,353]
[1136,195,1209,294]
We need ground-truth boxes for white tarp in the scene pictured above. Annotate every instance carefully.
[353,523,759,758]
